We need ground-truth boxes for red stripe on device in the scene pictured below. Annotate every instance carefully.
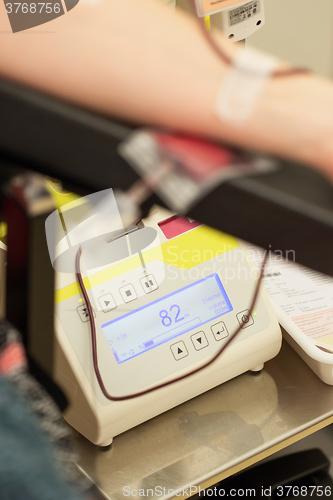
[158,215,201,239]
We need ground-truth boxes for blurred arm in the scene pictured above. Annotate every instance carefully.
[0,0,333,178]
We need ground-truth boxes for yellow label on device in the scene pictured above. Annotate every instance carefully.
[55,226,238,304]
[160,225,238,269]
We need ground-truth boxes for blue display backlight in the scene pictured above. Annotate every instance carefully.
[102,274,232,364]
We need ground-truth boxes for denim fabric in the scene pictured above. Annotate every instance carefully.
[0,376,85,500]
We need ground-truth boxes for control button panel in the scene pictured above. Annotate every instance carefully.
[211,321,229,341]
[77,304,95,323]
[191,331,208,351]
[140,274,158,294]
[119,284,138,303]
[170,341,188,360]
[98,293,117,312]
[237,309,254,328]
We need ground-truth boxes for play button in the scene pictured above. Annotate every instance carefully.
[98,293,116,312]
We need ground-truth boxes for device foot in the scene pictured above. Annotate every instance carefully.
[249,363,264,374]
[99,440,113,450]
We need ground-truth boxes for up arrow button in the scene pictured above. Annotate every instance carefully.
[171,341,188,361]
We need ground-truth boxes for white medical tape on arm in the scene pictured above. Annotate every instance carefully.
[215,46,277,125]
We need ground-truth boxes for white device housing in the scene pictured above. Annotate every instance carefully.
[195,0,265,42]
[54,208,281,446]
[272,305,333,386]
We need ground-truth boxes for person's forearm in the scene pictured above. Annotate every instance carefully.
[0,0,240,132]
[0,0,333,178]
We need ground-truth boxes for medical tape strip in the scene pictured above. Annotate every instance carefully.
[215,47,277,125]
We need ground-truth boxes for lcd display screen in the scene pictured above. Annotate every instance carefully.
[102,273,232,364]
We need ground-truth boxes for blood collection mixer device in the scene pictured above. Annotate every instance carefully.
[53,207,281,446]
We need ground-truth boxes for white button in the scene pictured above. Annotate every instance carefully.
[170,341,188,360]
[76,304,95,323]
[119,284,138,303]
[211,321,229,341]
[98,293,116,312]
[140,274,158,293]
[191,331,208,350]
[236,309,254,328]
